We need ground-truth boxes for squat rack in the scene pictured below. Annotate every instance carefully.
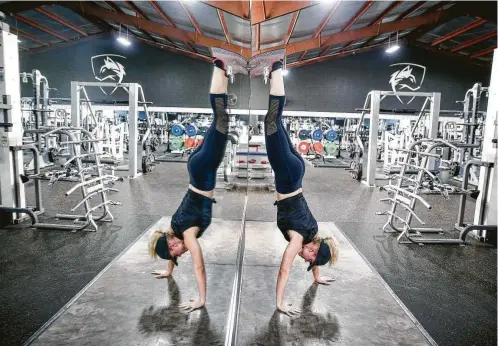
[71,81,154,178]
[351,90,441,187]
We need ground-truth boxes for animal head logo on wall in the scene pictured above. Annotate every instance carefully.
[389,63,426,104]
[91,54,127,95]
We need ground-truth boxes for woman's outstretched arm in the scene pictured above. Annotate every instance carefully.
[181,228,207,312]
[276,234,303,316]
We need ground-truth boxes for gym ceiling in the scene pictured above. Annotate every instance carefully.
[1,1,496,69]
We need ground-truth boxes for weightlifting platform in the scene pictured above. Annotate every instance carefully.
[237,222,435,345]
[26,217,239,346]
[26,219,435,345]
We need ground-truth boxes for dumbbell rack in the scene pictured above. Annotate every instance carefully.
[377,138,479,244]
[25,127,121,232]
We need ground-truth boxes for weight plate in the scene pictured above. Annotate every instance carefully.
[142,156,148,174]
[325,130,338,141]
[297,141,310,153]
[171,124,185,136]
[185,137,196,148]
[298,129,311,141]
[349,161,357,179]
[324,141,338,156]
[449,162,459,176]
[55,109,66,118]
[142,154,155,173]
[151,136,160,149]
[356,163,362,181]
[185,124,198,137]
[148,155,155,172]
[312,129,323,141]
[227,94,238,107]
[47,148,58,163]
[170,137,184,150]
[312,142,324,153]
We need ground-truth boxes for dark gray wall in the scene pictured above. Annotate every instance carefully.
[20,33,250,109]
[251,45,491,112]
[21,34,491,112]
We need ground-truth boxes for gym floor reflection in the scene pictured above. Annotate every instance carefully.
[245,286,341,346]
[137,280,220,344]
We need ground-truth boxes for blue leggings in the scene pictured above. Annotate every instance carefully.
[264,95,306,194]
[187,94,228,191]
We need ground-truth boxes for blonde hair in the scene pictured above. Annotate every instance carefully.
[312,235,339,265]
[148,228,175,259]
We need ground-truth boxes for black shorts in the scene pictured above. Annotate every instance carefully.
[274,193,318,244]
[171,189,216,239]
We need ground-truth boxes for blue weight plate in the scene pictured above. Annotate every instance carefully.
[325,130,338,141]
[185,124,197,137]
[171,124,184,136]
[312,129,323,141]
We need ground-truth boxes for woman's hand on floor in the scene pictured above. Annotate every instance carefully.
[277,302,301,316]
[314,276,336,285]
[179,299,205,313]
[151,270,172,279]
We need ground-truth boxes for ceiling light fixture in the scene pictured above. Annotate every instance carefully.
[117,24,131,47]
[386,45,400,53]
[386,31,400,54]
[282,56,288,76]
[117,36,131,46]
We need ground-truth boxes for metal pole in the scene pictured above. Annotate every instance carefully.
[0,29,26,223]
[456,159,485,228]
[474,50,498,237]
[409,97,430,140]
[366,90,380,186]
[41,75,49,126]
[469,83,480,155]
[71,81,80,127]
[426,93,440,170]
[11,145,22,220]
[12,145,43,213]
[33,70,42,152]
[476,165,492,227]
[128,83,139,178]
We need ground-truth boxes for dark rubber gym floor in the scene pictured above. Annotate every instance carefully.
[0,157,495,345]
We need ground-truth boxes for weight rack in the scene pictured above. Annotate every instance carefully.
[17,127,121,232]
[377,137,490,245]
